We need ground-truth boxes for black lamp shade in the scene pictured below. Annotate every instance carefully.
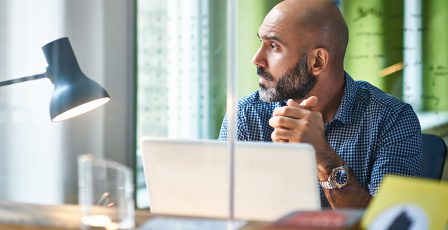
[42,37,110,121]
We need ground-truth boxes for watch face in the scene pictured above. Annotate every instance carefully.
[335,168,348,186]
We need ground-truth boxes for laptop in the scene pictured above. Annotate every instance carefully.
[139,138,321,221]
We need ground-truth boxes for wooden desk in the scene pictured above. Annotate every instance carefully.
[0,201,144,229]
[0,201,266,230]
[0,201,365,229]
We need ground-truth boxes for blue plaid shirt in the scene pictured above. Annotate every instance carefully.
[219,73,422,208]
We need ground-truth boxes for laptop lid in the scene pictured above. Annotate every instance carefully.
[139,138,321,221]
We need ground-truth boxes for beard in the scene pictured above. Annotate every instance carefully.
[258,54,317,103]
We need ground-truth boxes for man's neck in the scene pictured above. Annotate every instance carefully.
[309,71,346,124]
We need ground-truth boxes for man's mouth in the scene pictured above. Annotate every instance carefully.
[258,75,271,81]
[256,66,273,81]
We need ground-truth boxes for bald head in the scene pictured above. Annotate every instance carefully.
[266,0,348,64]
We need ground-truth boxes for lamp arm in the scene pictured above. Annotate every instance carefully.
[0,72,48,87]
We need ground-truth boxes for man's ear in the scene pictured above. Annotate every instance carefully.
[310,48,329,75]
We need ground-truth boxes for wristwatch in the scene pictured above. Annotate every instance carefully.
[319,165,350,189]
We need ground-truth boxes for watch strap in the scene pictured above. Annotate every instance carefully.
[319,180,335,189]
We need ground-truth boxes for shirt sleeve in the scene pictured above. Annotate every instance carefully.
[218,105,249,141]
[218,114,228,140]
[368,104,422,195]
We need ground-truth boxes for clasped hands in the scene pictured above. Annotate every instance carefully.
[269,96,344,176]
[270,97,370,207]
[269,96,324,145]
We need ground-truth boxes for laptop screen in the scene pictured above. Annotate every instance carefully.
[139,138,321,221]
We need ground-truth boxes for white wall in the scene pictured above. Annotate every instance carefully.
[0,0,65,204]
[0,0,134,204]
[61,0,135,203]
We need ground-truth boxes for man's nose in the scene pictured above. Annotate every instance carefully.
[252,47,267,68]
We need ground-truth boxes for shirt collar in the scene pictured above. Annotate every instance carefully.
[330,72,357,125]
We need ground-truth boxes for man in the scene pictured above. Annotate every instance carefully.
[219,0,422,209]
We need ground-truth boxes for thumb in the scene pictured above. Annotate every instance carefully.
[300,96,318,108]
[287,96,318,109]
[286,99,300,108]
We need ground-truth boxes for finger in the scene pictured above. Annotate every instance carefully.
[287,96,319,109]
[269,116,298,129]
[271,128,292,142]
[271,128,289,143]
[271,133,289,143]
[286,99,300,108]
[299,96,318,108]
[272,105,311,119]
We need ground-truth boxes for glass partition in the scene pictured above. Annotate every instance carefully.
[136,0,448,210]
[135,0,228,208]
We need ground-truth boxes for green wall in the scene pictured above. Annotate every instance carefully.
[423,0,448,111]
[237,0,282,98]
[343,0,448,110]
[342,0,404,98]
[342,0,386,89]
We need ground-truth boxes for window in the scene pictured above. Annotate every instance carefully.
[136,0,227,208]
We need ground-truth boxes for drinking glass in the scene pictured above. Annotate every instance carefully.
[78,154,135,230]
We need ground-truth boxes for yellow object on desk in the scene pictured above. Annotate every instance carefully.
[362,175,448,230]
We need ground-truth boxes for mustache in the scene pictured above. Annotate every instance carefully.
[256,66,273,81]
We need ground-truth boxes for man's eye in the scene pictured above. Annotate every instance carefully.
[269,43,278,49]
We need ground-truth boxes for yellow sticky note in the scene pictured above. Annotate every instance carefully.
[362,175,448,230]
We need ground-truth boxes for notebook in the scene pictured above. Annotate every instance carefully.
[139,138,321,221]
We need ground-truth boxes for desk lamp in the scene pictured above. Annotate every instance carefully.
[0,37,110,121]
